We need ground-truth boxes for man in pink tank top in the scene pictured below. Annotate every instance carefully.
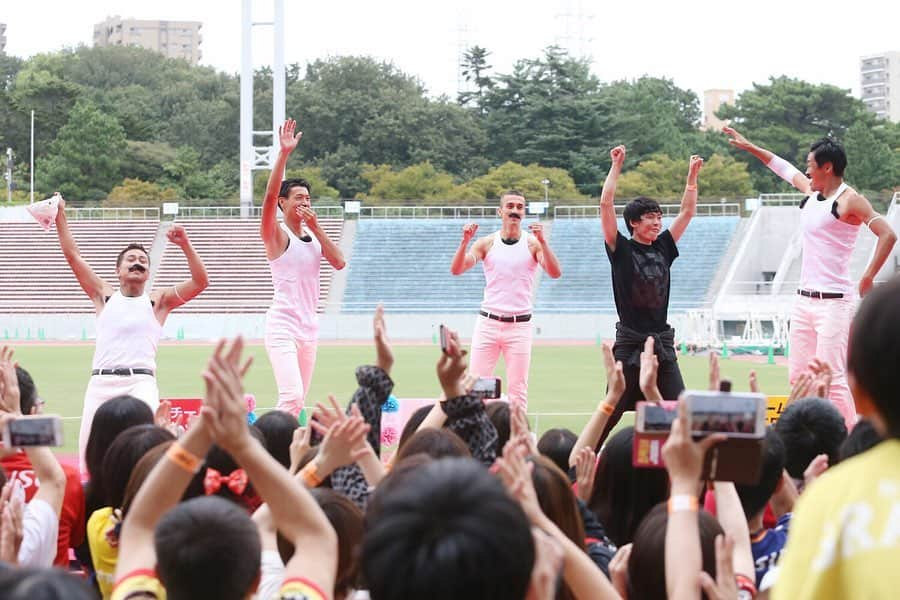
[53,195,209,472]
[260,119,346,416]
[450,191,562,408]
[725,128,897,426]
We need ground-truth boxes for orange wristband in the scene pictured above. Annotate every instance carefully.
[599,402,616,416]
[166,442,202,474]
[667,494,699,514]
[300,462,323,488]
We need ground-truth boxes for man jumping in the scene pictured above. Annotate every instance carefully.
[599,146,704,433]
[725,127,897,426]
[54,197,209,472]
[261,118,346,417]
[450,191,562,408]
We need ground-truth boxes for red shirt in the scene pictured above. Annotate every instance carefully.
[2,451,86,566]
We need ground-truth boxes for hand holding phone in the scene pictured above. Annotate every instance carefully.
[1,415,64,447]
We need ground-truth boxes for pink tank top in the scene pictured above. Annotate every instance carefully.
[799,182,859,295]
[481,231,539,315]
[265,224,323,340]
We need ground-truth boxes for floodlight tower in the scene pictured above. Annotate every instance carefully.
[240,0,286,217]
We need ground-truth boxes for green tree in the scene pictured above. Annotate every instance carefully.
[616,154,753,199]
[252,167,339,201]
[458,46,494,111]
[105,178,178,206]
[361,162,456,201]
[39,99,126,201]
[842,121,899,193]
[454,162,587,202]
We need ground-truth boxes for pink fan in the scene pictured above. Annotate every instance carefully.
[26,193,61,231]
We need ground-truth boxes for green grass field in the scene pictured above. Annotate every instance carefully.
[11,343,791,455]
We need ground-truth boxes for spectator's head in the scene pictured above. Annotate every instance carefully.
[15,366,39,415]
[254,410,299,469]
[838,419,884,462]
[537,428,578,476]
[115,243,151,285]
[311,488,365,599]
[100,425,175,509]
[588,427,670,546]
[396,404,434,452]
[736,428,786,520]
[363,458,534,600]
[0,567,97,600]
[485,401,511,450]
[627,504,723,600]
[395,428,471,462]
[121,441,186,519]
[85,395,154,483]
[774,398,847,479]
[498,190,526,224]
[848,275,900,438]
[529,455,585,548]
[808,137,847,182]
[200,427,266,512]
[155,496,262,600]
[623,196,662,238]
[278,177,312,225]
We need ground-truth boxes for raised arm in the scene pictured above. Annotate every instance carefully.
[53,196,111,307]
[154,224,209,316]
[668,155,703,243]
[260,119,301,260]
[846,193,898,296]
[600,146,626,251]
[723,127,811,195]
[450,223,480,275]
[528,223,561,278]
[297,206,345,270]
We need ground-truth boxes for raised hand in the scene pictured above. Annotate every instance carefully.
[687,155,704,182]
[748,371,759,394]
[373,303,393,374]
[297,206,319,230]
[288,425,312,474]
[166,224,190,248]
[462,222,479,242]
[639,337,661,403]
[722,126,752,151]
[807,358,832,400]
[200,337,254,454]
[310,413,371,475]
[528,222,545,244]
[0,347,21,416]
[436,327,468,399]
[573,446,597,502]
[609,544,632,598]
[278,118,303,153]
[708,352,720,392]
[662,400,726,486]
[601,343,626,401]
[0,480,25,565]
[610,145,626,168]
[510,403,537,456]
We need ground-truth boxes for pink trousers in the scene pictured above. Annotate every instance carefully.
[468,315,533,409]
[789,295,856,427]
[265,332,318,417]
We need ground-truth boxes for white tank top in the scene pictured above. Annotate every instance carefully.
[799,182,859,295]
[481,231,539,315]
[92,291,162,370]
[265,223,323,340]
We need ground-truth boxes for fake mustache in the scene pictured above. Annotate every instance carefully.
[129,264,147,273]
[509,213,521,220]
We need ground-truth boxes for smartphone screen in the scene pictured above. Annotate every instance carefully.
[471,377,501,400]
[685,392,765,437]
[3,415,64,447]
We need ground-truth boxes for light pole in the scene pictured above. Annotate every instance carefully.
[541,178,550,203]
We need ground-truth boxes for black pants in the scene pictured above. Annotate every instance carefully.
[597,354,685,447]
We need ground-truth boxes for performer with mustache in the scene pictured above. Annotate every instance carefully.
[597,146,703,438]
[450,190,562,408]
[53,195,208,472]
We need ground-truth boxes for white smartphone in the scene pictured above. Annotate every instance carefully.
[683,392,766,438]
[2,415,64,448]
[635,401,678,433]
[471,376,502,400]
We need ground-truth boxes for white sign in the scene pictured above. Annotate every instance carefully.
[344,201,361,214]
[528,201,549,215]
[162,202,179,216]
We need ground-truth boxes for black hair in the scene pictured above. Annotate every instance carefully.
[810,137,847,177]
[254,410,299,469]
[155,496,262,600]
[279,177,312,199]
[15,365,38,416]
[197,427,266,511]
[396,404,434,453]
[116,243,150,269]
[848,276,900,437]
[627,504,723,600]
[396,428,471,462]
[838,419,884,462]
[537,427,578,476]
[100,425,175,509]
[587,427,670,546]
[735,428,786,519]
[622,196,662,235]
[0,567,97,600]
[485,402,511,451]
[363,458,534,600]
[774,397,847,479]
[500,190,525,200]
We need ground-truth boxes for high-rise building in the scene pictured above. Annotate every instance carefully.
[1,23,7,53]
[860,51,900,122]
[93,16,202,65]
[702,89,735,131]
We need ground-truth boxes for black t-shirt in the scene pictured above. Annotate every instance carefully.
[606,230,678,333]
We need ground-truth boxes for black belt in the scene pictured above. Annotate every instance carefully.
[479,310,532,323]
[798,289,844,300]
[91,368,155,376]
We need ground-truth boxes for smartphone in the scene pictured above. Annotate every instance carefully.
[471,377,502,400]
[2,415,64,448]
[439,324,449,354]
[635,401,678,433]
[684,391,766,438]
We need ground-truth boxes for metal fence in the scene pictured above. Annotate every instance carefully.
[69,207,160,220]
[759,193,805,206]
[554,203,741,218]
[358,206,499,219]
[173,205,344,219]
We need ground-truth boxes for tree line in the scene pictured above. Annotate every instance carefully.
[1,45,897,207]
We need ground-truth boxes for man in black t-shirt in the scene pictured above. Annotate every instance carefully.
[599,145,704,435]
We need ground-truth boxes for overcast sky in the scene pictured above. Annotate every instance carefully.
[3,0,896,108]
